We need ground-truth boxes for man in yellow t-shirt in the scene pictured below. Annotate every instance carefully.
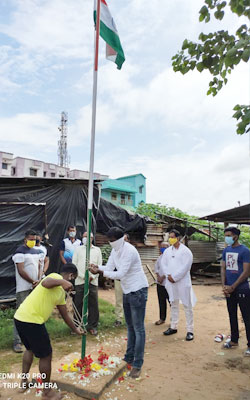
[14,263,83,400]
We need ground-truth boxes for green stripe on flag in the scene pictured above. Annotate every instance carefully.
[94,11,125,70]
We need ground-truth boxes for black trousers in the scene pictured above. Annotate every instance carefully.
[226,291,250,347]
[156,284,169,321]
[73,283,99,329]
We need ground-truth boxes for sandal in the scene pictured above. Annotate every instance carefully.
[223,341,238,349]
[155,319,165,326]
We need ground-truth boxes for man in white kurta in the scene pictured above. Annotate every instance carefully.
[161,229,196,341]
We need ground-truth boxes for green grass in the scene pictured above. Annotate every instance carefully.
[0,298,125,351]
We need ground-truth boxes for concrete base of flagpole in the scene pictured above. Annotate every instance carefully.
[54,361,127,399]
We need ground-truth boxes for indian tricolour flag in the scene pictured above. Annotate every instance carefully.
[94,0,125,70]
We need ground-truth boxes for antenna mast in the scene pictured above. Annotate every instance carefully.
[58,111,70,167]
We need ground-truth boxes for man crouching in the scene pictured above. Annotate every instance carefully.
[14,263,83,400]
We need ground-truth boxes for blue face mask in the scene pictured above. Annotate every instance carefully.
[225,236,234,246]
[160,247,166,254]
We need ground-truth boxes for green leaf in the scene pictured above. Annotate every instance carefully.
[226,48,237,57]
[182,39,189,50]
[242,48,250,62]
[196,62,204,72]
[200,5,209,15]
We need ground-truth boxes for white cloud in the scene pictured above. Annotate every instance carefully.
[91,135,249,216]
[0,112,58,151]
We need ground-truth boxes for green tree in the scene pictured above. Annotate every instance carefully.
[172,0,250,135]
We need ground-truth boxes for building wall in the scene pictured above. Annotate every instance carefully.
[101,189,134,208]
[0,151,107,180]
[0,152,13,177]
[116,174,146,206]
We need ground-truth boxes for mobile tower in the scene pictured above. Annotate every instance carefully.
[58,111,70,167]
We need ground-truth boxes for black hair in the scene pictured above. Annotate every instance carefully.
[169,229,181,237]
[25,229,37,237]
[67,225,76,230]
[36,232,43,238]
[106,227,124,240]
[61,263,78,276]
[224,227,241,236]
[124,233,130,240]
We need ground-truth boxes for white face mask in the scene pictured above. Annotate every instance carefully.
[109,236,124,251]
[82,237,87,245]
[69,231,76,238]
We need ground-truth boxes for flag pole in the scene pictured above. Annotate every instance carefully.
[81,0,101,359]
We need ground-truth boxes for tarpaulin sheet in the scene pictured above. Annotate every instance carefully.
[97,197,147,236]
[0,178,146,300]
[0,178,99,299]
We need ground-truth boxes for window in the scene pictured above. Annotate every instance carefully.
[30,168,37,177]
[111,192,117,201]
[59,174,65,177]
[128,194,132,204]
[2,163,8,170]
[43,171,47,177]
[139,185,144,194]
[11,167,16,176]
[51,172,56,177]
[121,194,126,205]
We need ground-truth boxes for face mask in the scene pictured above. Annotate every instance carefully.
[69,231,76,238]
[160,247,166,254]
[82,237,87,245]
[26,240,36,248]
[109,237,124,251]
[225,236,234,246]
[169,238,178,246]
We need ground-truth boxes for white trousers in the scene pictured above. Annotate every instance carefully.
[170,299,194,333]
[115,280,124,321]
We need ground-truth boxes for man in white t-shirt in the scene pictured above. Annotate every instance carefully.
[90,227,149,379]
[59,225,81,264]
[72,232,102,336]
[12,229,45,353]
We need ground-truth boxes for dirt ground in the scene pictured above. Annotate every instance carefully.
[1,284,250,400]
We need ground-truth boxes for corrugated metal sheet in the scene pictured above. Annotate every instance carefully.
[146,224,163,234]
[137,246,160,260]
[216,241,225,259]
[188,241,217,263]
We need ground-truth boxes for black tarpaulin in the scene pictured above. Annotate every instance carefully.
[0,177,146,300]
[97,197,147,236]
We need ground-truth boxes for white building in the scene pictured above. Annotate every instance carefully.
[0,151,108,181]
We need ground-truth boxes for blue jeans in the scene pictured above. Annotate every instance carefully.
[123,287,148,369]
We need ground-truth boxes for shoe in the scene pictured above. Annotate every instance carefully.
[129,367,141,379]
[155,319,165,326]
[163,328,177,336]
[186,332,194,341]
[114,320,122,327]
[88,328,98,336]
[13,343,23,353]
[244,348,250,357]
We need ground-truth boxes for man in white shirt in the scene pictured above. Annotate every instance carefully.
[12,229,45,353]
[114,233,130,327]
[90,227,149,379]
[72,232,102,336]
[161,229,196,341]
[59,225,81,265]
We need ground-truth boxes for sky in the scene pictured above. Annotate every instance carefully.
[0,0,249,217]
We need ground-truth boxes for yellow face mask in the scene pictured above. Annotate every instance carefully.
[169,237,178,246]
[26,240,36,248]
